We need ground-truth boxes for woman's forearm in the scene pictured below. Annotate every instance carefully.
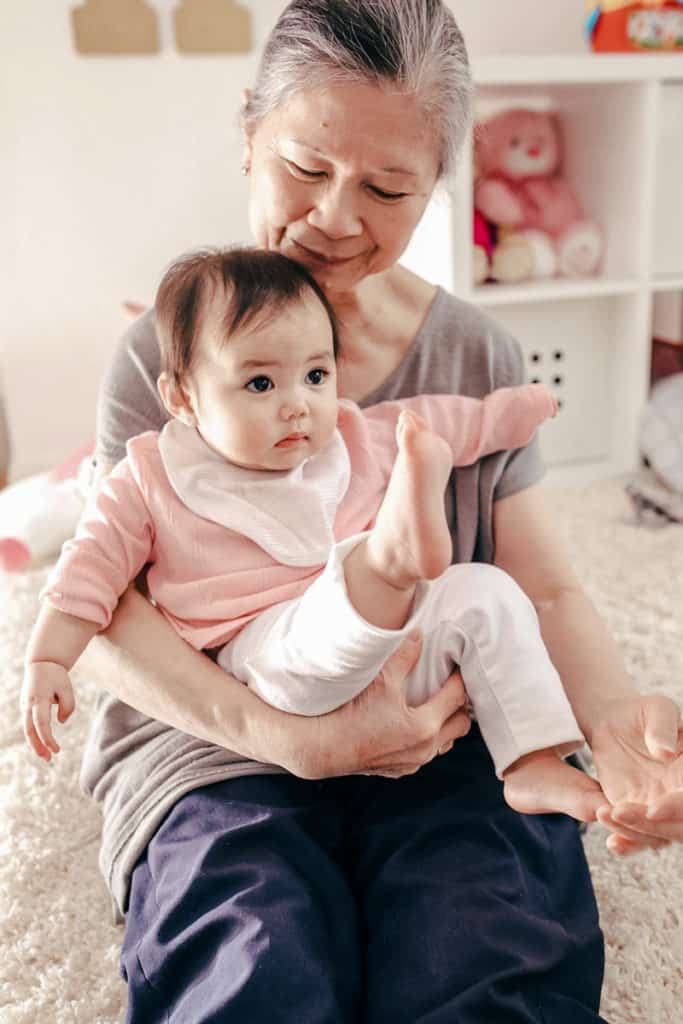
[86,586,471,781]
[492,483,637,746]
[536,586,636,744]
[87,586,309,772]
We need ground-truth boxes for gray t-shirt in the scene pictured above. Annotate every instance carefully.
[82,286,545,920]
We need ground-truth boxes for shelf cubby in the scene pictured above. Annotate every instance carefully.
[401,54,683,482]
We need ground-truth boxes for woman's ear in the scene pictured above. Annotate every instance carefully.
[240,88,253,172]
[157,372,197,427]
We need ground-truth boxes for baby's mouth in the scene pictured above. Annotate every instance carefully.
[275,433,308,448]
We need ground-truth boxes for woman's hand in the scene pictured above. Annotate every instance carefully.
[294,632,471,780]
[92,593,470,780]
[589,694,683,854]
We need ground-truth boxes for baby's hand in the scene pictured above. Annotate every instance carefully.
[20,662,76,762]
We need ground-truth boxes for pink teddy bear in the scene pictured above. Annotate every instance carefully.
[475,108,603,281]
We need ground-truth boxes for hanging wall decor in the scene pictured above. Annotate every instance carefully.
[71,0,160,55]
[173,0,252,54]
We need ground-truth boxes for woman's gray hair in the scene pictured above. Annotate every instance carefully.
[245,0,472,179]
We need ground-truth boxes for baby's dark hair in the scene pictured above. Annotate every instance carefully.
[155,247,340,385]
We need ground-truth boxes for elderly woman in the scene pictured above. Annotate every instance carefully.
[83,2,683,1020]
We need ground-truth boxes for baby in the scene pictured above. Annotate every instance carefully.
[21,247,584,804]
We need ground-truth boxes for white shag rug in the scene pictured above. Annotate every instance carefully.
[1,478,682,1023]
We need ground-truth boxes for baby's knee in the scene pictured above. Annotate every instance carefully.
[447,562,524,598]
[442,562,535,623]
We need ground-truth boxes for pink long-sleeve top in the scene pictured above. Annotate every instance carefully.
[43,387,554,650]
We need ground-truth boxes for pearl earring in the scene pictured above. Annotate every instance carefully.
[241,164,250,176]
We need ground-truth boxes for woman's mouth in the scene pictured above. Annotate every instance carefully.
[290,240,358,267]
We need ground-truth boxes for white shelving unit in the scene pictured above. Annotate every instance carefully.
[402,54,683,485]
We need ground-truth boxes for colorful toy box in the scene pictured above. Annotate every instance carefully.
[585,1,683,51]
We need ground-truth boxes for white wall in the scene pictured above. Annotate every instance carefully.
[448,0,587,56]
[2,0,589,480]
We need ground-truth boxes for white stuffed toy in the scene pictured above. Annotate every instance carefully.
[0,443,93,572]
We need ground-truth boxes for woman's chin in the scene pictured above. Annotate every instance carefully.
[308,261,372,297]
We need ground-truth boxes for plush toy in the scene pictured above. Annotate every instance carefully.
[472,148,541,286]
[473,210,493,285]
[0,442,93,572]
[474,108,603,281]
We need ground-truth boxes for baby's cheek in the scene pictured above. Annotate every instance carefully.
[236,419,267,456]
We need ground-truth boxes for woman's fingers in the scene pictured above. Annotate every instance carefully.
[609,798,683,842]
[424,665,468,715]
[596,805,672,849]
[641,696,682,761]
[322,641,471,779]
[382,631,423,688]
[605,833,669,857]
[436,709,471,749]
[646,790,683,824]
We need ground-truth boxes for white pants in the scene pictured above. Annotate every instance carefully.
[218,533,584,777]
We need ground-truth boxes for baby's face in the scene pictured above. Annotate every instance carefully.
[187,292,338,471]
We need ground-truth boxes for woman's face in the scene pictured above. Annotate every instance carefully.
[243,81,441,297]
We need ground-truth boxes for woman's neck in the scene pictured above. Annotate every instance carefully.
[330,266,437,402]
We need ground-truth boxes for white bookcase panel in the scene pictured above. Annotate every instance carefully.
[653,83,683,277]
[485,298,615,467]
[401,55,683,482]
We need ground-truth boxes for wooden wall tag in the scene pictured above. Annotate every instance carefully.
[174,0,252,54]
[71,0,160,55]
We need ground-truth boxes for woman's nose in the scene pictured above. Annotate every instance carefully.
[307,182,363,239]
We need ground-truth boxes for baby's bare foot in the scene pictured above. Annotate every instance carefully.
[366,410,453,590]
[503,749,605,822]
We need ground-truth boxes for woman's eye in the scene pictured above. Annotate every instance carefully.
[246,375,273,393]
[286,160,324,180]
[370,186,409,202]
[306,368,329,386]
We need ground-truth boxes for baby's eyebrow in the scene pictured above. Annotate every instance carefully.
[240,359,280,370]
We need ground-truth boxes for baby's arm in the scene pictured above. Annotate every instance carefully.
[416,385,557,464]
[366,385,557,467]
[21,603,100,761]
[21,456,154,760]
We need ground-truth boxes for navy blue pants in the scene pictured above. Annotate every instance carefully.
[121,726,606,1022]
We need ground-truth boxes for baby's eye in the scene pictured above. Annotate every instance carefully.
[246,375,273,393]
[306,368,329,385]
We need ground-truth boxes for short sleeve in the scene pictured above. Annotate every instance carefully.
[96,310,168,466]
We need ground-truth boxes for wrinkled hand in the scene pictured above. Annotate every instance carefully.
[589,695,683,855]
[301,632,471,780]
[20,661,76,762]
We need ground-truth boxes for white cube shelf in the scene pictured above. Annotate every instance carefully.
[401,54,683,485]
[654,83,683,277]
